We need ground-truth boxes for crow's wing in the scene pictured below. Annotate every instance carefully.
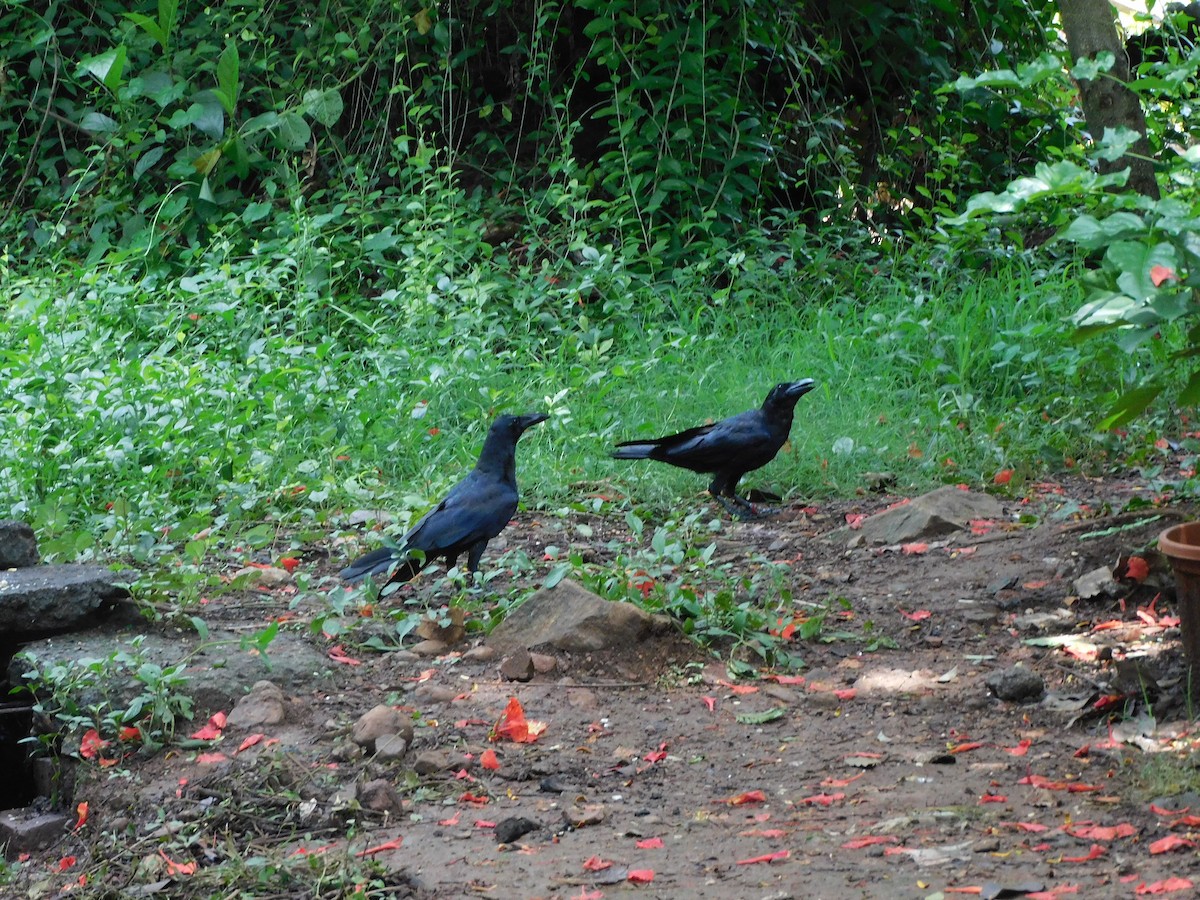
[650,411,773,470]
[403,470,519,558]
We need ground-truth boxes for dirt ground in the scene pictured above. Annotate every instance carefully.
[13,475,1200,899]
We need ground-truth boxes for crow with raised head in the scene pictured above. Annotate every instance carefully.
[612,380,815,517]
[341,412,549,587]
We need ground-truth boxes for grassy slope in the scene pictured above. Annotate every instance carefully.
[2,243,1135,565]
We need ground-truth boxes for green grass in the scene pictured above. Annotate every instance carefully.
[0,241,1154,564]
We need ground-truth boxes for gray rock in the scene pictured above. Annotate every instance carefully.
[226,680,287,729]
[411,639,449,657]
[0,809,70,857]
[359,778,404,815]
[985,665,1045,702]
[530,652,558,674]
[500,649,536,682]
[494,816,540,843]
[463,644,498,663]
[0,564,131,639]
[563,804,606,828]
[375,734,409,761]
[352,705,414,753]
[837,486,1006,545]
[1074,566,1118,599]
[487,579,669,654]
[0,521,39,568]
[231,566,293,587]
[412,683,458,705]
[413,749,450,775]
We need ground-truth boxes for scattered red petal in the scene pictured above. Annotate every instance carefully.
[474,820,496,828]
[702,696,717,712]
[846,513,867,530]
[822,772,865,788]
[969,519,995,536]
[993,468,1014,485]
[196,752,228,764]
[950,741,984,754]
[1027,887,1080,900]
[190,711,227,741]
[1150,834,1196,854]
[1135,877,1194,894]
[79,729,109,760]
[236,733,266,753]
[767,674,806,685]
[73,801,88,831]
[459,792,489,805]
[355,837,403,857]
[492,697,547,743]
[278,556,300,573]
[833,688,857,701]
[736,849,790,865]
[719,790,767,806]
[1150,264,1179,287]
[1001,821,1049,833]
[1005,739,1033,756]
[58,855,76,871]
[157,849,196,875]
[1125,556,1150,581]
[428,427,441,436]
[328,644,362,666]
[901,542,929,555]
[1067,823,1136,841]
[799,792,844,806]
[899,608,933,621]
[1060,843,1105,862]
[118,725,142,742]
[438,812,461,826]
[582,855,613,872]
[842,836,899,849]
[1023,580,1050,590]
[635,837,664,849]
[627,869,655,883]
[740,828,788,838]
[980,794,1007,803]
[480,749,501,770]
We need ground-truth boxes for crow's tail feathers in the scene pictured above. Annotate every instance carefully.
[611,441,659,460]
[339,545,420,584]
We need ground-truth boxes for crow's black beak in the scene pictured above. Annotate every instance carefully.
[784,379,816,398]
[519,412,550,431]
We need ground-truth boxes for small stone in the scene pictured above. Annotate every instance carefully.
[358,778,404,815]
[413,683,459,705]
[232,565,293,587]
[413,750,450,775]
[227,680,287,729]
[563,804,606,829]
[500,649,536,682]
[352,705,414,753]
[985,665,1045,703]
[411,639,449,657]
[494,816,540,844]
[463,645,498,663]
[375,734,409,761]
[567,689,597,709]
[0,520,39,568]
[1074,566,1118,600]
[529,652,557,674]
[346,510,393,527]
[762,684,800,704]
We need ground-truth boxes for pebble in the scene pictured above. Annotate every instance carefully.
[463,644,498,662]
[411,639,449,658]
[563,804,606,828]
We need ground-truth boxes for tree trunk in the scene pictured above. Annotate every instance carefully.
[1057,0,1160,199]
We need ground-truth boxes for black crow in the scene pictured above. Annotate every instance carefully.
[341,412,549,587]
[612,380,815,517]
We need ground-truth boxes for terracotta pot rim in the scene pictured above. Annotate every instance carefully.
[1160,521,1200,563]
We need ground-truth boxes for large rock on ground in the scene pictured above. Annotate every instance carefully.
[0,521,39,568]
[843,486,1006,545]
[487,579,668,655]
[0,565,131,639]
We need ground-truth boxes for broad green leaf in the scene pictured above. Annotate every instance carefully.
[217,43,239,114]
[192,147,221,175]
[1070,51,1115,81]
[79,111,119,133]
[123,12,166,48]
[1092,126,1141,162]
[1072,292,1139,327]
[1060,213,1147,250]
[414,7,432,34]
[80,47,127,94]
[1100,383,1162,429]
[735,708,785,725]
[303,88,344,126]
[241,111,280,136]
[190,93,226,139]
[197,176,216,203]
[276,112,311,150]
[242,201,272,223]
[1107,241,1177,300]
[133,145,164,180]
[1180,369,1200,405]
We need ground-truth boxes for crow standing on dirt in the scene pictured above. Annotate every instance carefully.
[611,380,815,517]
[340,412,549,587]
